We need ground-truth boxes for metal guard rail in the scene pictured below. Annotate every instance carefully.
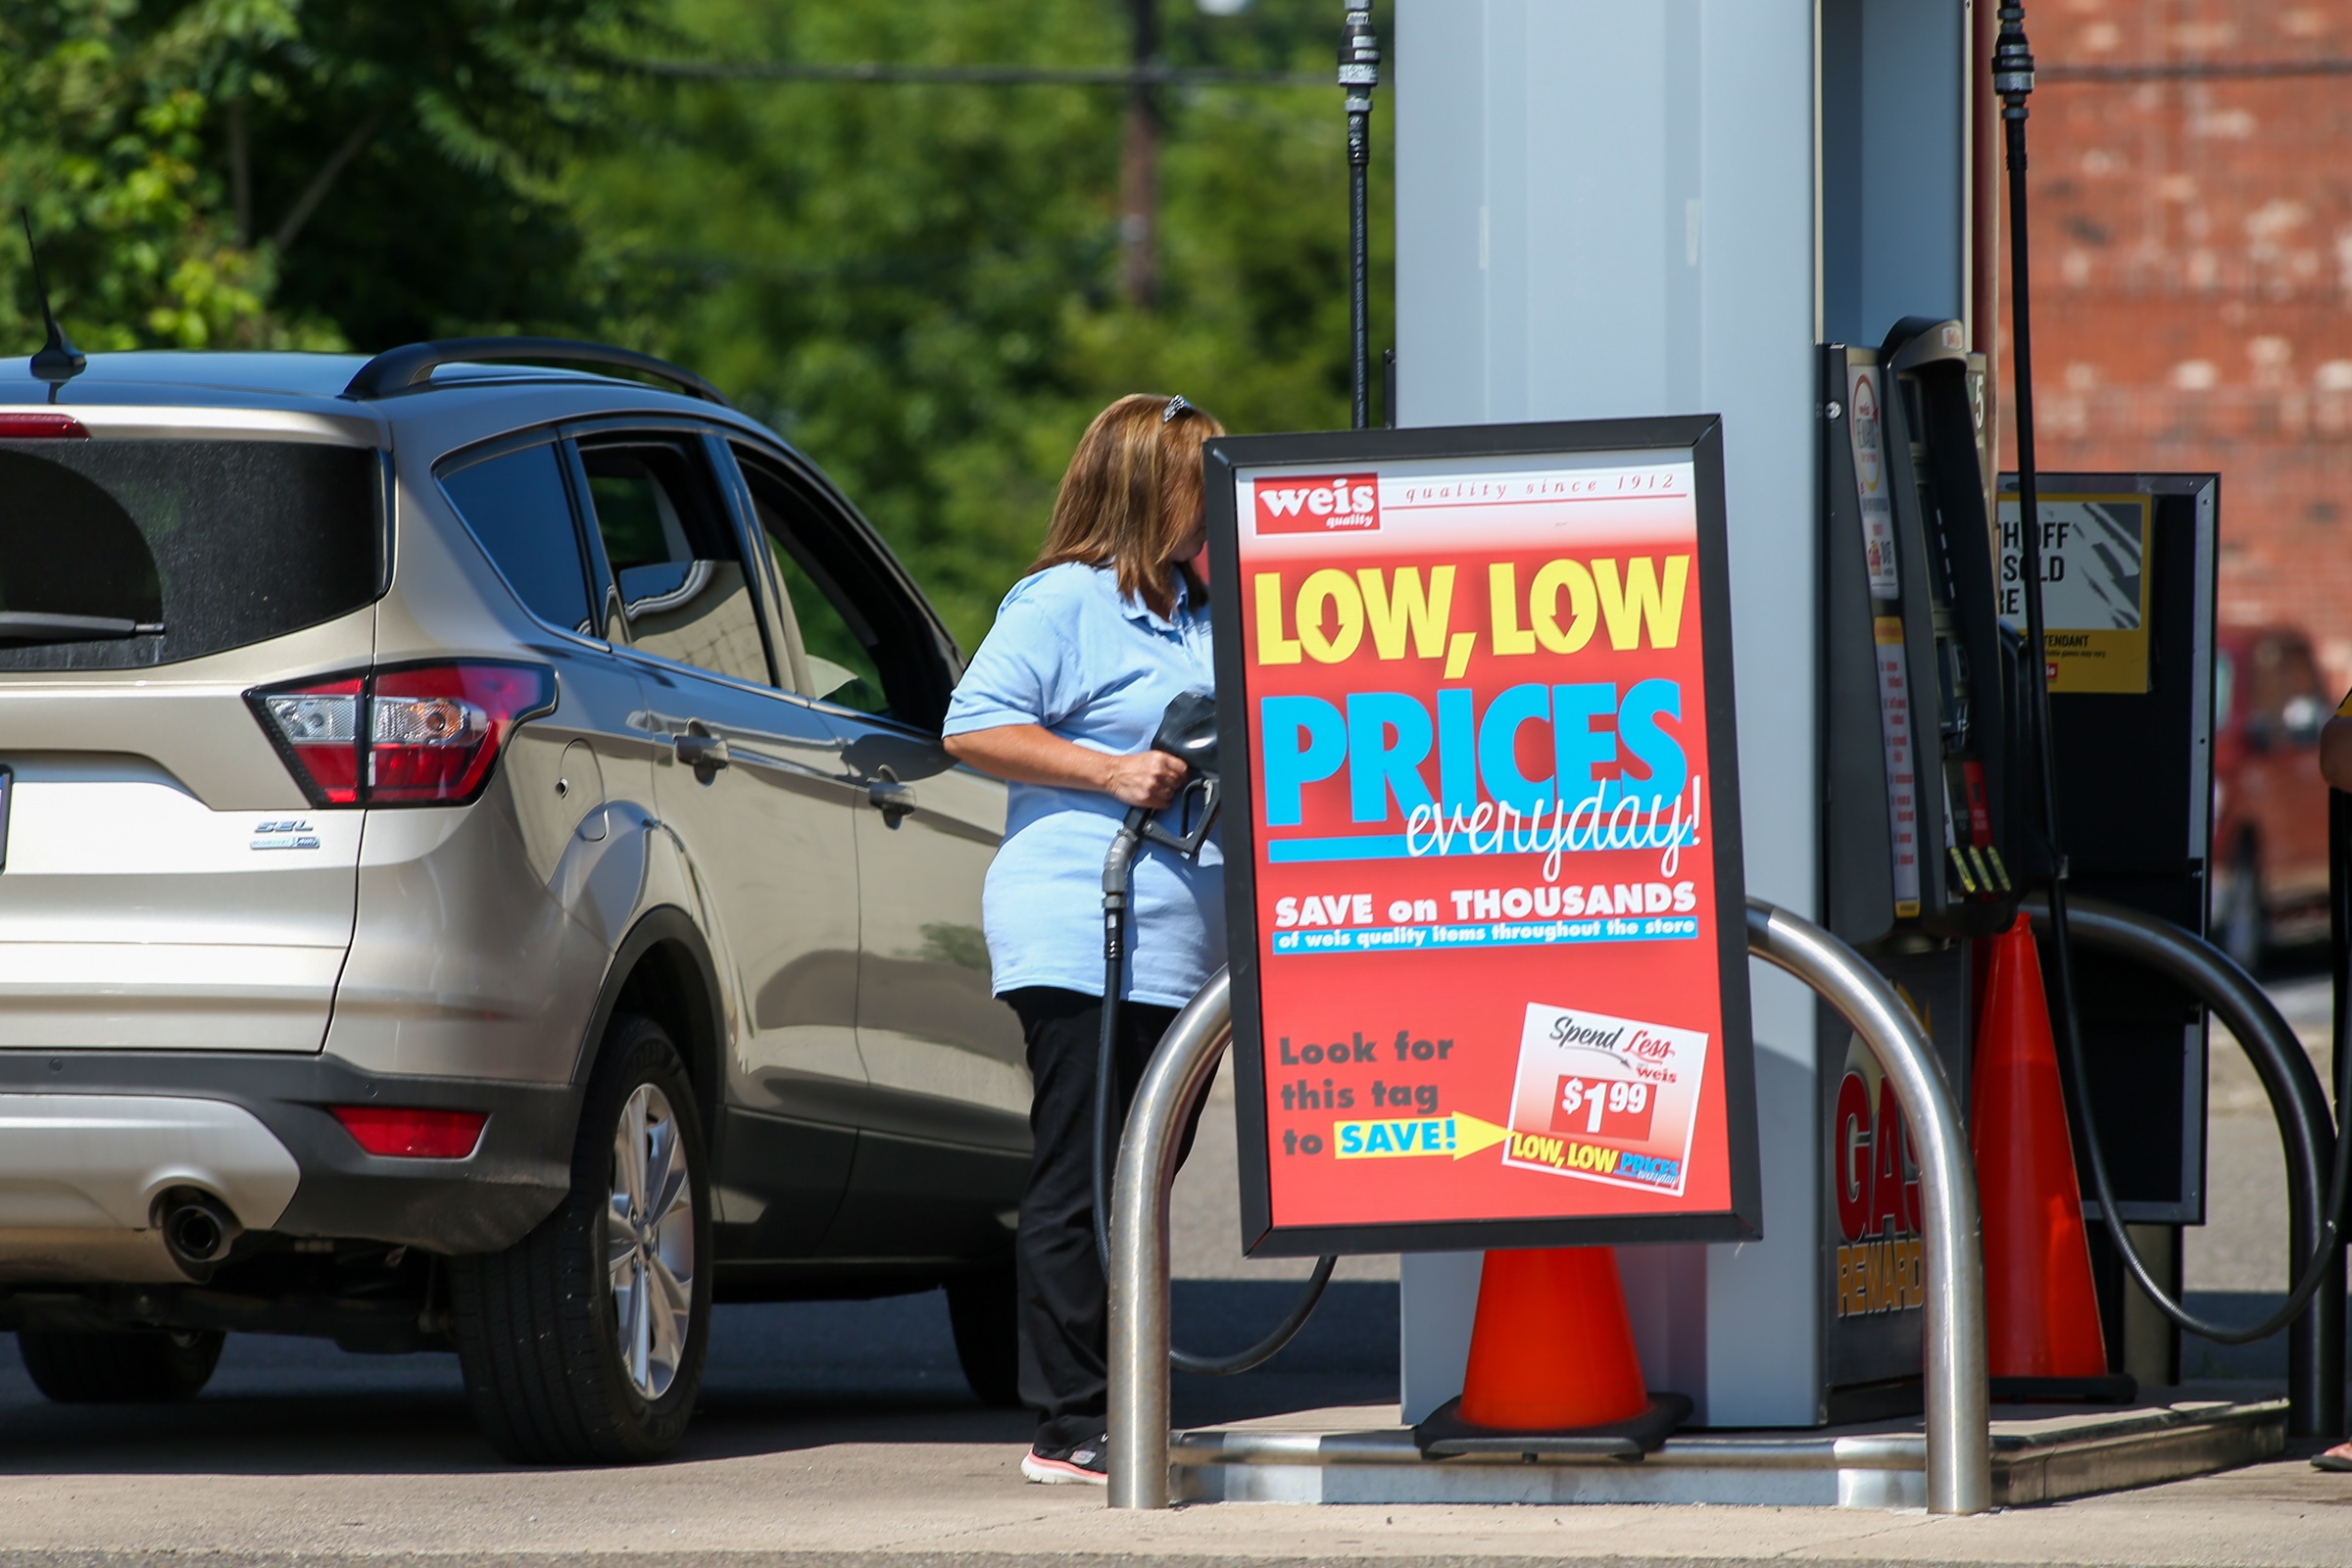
[2023,892,2344,1439]
[1106,897,1993,1514]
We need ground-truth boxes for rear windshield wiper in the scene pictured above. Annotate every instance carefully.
[0,612,166,646]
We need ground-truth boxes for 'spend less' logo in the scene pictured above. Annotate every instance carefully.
[1254,473,1380,534]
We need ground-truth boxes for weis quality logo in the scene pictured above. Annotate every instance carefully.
[1254,473,1379,534]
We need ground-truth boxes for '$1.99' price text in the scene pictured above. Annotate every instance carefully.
[1551,1075,1656,1142]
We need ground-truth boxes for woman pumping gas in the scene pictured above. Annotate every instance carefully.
[942,393,1225,1486]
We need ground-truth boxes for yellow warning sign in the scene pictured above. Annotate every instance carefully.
[1996,492,2154,695]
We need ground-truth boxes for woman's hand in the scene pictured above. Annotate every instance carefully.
[1101,749,1190,809]
[945,722,1189,809]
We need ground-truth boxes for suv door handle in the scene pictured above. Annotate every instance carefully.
[674,721,731,783]
[866,771,916,827]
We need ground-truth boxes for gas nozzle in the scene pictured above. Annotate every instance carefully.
[1148,690,1219,775]
[1126,691,1223,860]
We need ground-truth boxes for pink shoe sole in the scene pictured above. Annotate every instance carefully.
[1020,1450,1108,1486]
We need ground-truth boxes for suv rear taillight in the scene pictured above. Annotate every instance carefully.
[248,662,555,808]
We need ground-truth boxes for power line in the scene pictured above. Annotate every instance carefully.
[2042,56,2352,83]
[622,52,2351,89]
[618,59,1326,88]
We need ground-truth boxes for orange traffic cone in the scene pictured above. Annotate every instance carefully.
[1971,912,2114,1390]
[1412,1247,1690,1456]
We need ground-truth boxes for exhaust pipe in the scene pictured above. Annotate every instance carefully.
[161,1194,240,1269]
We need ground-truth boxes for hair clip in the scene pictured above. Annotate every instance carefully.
[1162,394,1192,423]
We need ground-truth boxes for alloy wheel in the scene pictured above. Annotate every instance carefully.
[608,1081,696,1400]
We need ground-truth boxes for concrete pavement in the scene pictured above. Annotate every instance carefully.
[2189,965,2332,1296]
[0,1394,2344,1566]
[0,1282,2342,1567]
[0,1334,2346,1566]
[0,973,2341,1565]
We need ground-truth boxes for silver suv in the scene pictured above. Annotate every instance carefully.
[0,340,1024,1461]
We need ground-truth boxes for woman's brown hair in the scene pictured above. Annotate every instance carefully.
[1031,393,1225,618]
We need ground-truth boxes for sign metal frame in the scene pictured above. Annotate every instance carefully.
[1205,416,1763,1256]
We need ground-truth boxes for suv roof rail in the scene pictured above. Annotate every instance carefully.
[343,337,730,407]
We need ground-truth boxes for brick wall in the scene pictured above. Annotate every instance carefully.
[1997,1,2352,685]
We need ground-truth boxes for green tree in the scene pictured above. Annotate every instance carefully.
[570,0,1392,651]
[227,0,658,347]
[4,0,1393,658]
[2,0,651,357]
[0,0,312,352]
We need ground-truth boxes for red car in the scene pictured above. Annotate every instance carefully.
[2210,624,2334,968]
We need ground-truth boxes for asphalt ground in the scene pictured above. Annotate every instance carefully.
[0,970,2342,1563]
[2192,957,2332,1296]
[2178,950,2348,1383]
[0,1292,2347,1566]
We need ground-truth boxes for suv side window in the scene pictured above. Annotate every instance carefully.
[436,440,595,636]
[731,445,951,728]
[576,435,773,687]
[748,499,890,718]
[777,543,891,716]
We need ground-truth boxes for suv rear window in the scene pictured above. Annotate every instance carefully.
[0,439,380,672]
[438,440,595,636]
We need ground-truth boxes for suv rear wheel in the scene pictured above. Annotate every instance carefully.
[19,1328,223,1402]
[450,1013,711,1463]
[945,1257,1020,1406]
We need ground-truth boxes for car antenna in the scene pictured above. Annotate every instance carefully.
[18,207,86,405]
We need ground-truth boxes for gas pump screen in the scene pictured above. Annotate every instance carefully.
[1204,417,1761,1254]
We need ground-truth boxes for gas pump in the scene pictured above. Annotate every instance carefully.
[1823,318,2019,947]
[1816,318,2023,1414]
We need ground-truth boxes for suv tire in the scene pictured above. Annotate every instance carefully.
[945,1257,1021,1406]
[450,1013,711,1463]
[19,1328,223,1402]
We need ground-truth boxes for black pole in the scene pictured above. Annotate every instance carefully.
[1339,6,1379,431]
[1994,22,2065,950]
[2333,783,2352,1425]
[1121,0,1159,308]
[2335,787,2352,1181]
[1998,2,2344,1438]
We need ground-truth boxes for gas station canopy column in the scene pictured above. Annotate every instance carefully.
[1393,0,1983,1428]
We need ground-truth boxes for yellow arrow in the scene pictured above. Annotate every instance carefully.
[1448,1111,1512,1159]
[1329,1111,1513,1160]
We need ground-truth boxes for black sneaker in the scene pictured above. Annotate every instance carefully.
[1021,1433,1108,1486]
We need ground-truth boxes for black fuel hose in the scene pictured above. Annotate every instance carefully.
[1095,810,1337,1377]
[2023,898,2351,1343]
[1997,5,2350,1348]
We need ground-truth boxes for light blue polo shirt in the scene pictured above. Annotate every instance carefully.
[944,562,1225,1008]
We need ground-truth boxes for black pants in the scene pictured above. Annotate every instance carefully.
[1006,985,1200,1450]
